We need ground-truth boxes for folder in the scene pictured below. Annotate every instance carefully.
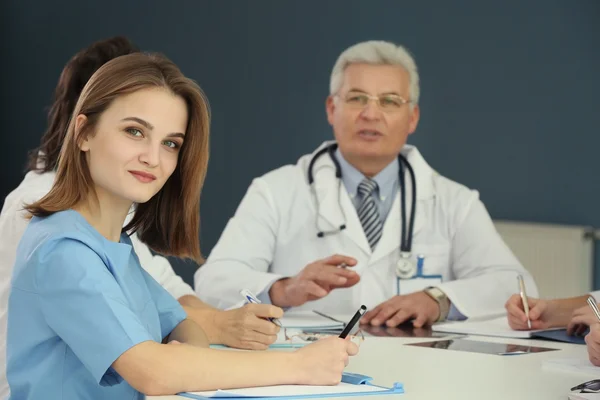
[533,329,586,345]
[178,372,404,399]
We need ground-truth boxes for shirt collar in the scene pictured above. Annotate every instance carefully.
[335,148,399,200]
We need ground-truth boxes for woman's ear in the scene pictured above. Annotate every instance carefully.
[75,114,90,151]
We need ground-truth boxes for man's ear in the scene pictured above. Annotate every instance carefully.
[75,114,90,151]
[325,95,336,126]
[407,104,420,136]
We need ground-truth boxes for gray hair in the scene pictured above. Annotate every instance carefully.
[329,40,420,106]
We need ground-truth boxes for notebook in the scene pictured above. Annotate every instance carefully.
[179,372,403,399]
[432,316,585,343]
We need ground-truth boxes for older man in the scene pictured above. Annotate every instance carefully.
[195,40,538,327]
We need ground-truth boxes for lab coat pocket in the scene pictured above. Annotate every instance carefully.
[410,243,451,277]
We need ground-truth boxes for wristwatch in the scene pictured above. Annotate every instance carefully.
[424,287,450,322]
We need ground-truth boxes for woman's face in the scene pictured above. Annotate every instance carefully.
[78,87,188,204]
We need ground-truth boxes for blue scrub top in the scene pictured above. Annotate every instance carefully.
[7,209,187,399]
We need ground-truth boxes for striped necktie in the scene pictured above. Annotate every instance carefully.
[357,178,383,250]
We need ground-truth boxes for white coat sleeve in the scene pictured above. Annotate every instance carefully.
[590,291,600,301]
[436,192,539,319]
[129,232,195,300]
[194,178,284,309]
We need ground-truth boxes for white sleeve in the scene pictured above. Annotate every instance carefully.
[437,192,539,319]
[129,232,194,300]
[0,190,49,399]
[590,291,600,301]
[194,178,284,309]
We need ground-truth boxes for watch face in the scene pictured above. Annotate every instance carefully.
[427,288,442,300]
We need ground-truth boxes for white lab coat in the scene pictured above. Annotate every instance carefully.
[195,141,539,317]
[0,164,194,399]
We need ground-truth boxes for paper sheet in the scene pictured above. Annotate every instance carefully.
[568,394,600,400]
[543,357,600,376]
[186,382,389,398]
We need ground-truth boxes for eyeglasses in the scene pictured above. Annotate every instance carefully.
[282,328,365,348]
[571,379,600,393]
[337,91,411,112]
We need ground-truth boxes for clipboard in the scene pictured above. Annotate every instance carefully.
[178,372,404,399]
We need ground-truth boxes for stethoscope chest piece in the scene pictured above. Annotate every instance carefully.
[396,252,416,279]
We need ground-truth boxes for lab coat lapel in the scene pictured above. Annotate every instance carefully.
[370,147,430,265]
[338,186,372,256]
[312,152,371,256]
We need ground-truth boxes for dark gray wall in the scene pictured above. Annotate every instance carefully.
[2,0,599,288]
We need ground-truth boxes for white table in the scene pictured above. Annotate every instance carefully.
[149,334,594,400]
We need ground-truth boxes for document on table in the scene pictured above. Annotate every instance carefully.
[543,357,600,376]
[568,393,600,400]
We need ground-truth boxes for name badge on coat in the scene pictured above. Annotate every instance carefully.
[396,255,442,295]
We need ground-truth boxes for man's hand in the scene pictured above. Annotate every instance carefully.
[269,255,360,308]
[360,292,441,328]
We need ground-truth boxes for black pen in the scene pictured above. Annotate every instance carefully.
[339,305,367,339]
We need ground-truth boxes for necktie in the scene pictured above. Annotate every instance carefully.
[357,178,383,250]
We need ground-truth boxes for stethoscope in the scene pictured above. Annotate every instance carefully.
[307,143,418,279]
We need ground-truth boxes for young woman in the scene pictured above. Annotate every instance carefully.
[7,52,357,399]
[0,41,284,396]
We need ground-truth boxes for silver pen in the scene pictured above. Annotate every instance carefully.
[587,297,600,322]
[517,275,532,330]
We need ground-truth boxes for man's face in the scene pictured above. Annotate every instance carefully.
[326,63,420,168]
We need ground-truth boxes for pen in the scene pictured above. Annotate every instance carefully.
[587,297,600,322]
[339,305,367,339]
[240,289,282,327]
[517,275,531,330]
[416,255,425,277]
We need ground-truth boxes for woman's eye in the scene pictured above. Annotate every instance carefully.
[126,128,143,137]
[163,140,179,149]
